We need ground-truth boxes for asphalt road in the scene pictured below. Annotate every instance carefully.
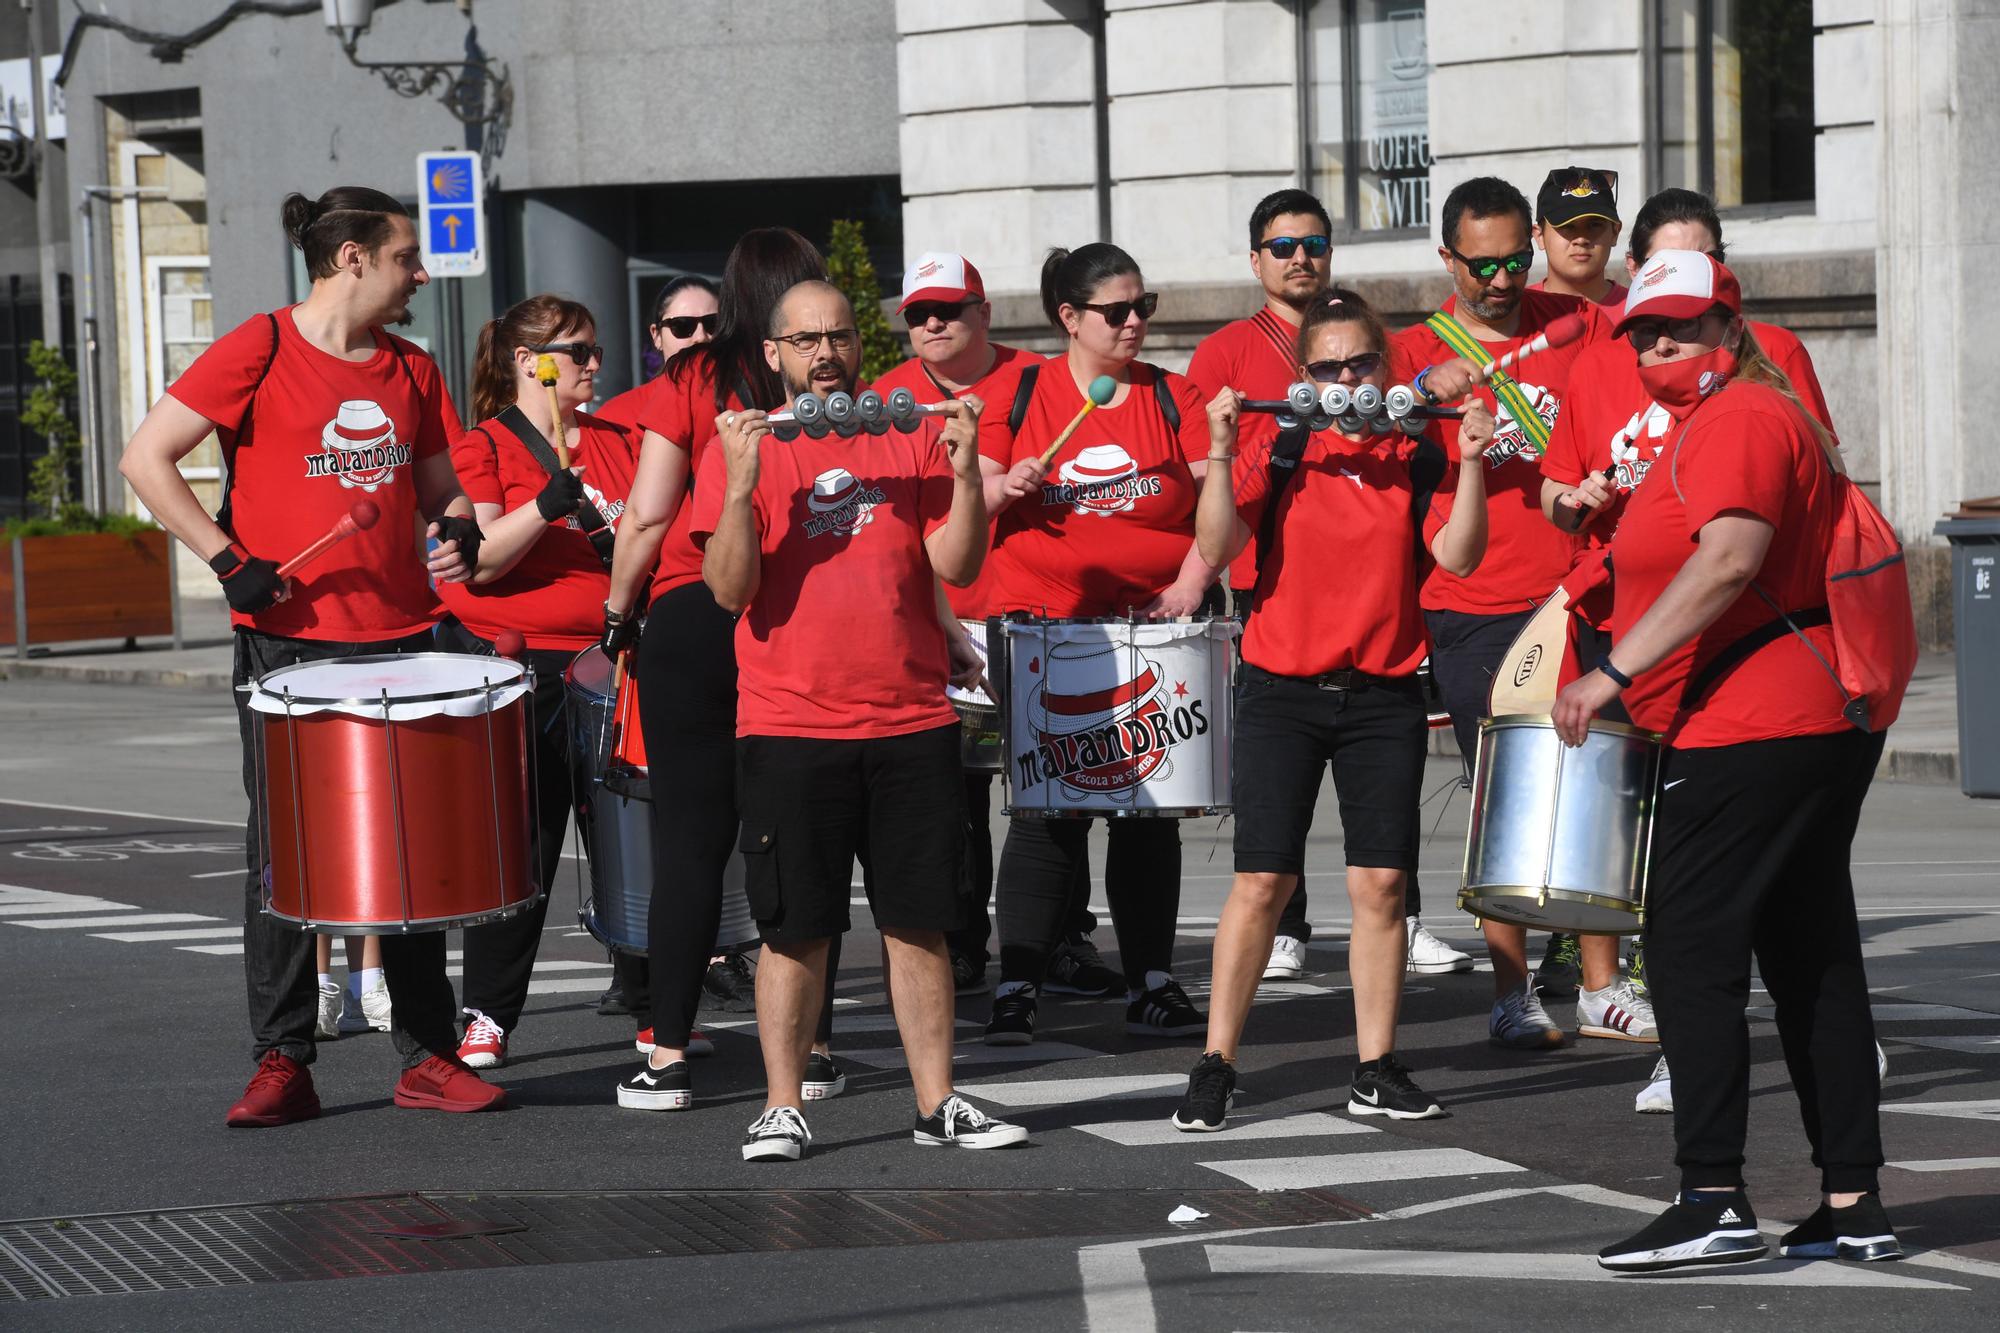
[2,676,1998,1330]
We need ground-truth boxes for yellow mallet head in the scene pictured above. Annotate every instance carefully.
[535,353,561,388]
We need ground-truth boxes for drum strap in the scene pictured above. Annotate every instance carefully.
[1003,362,1183,436]
[1243,422,1312,621]
[1424,310,1551,453]
[493,405,617,568]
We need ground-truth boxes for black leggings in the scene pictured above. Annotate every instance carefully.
[996,816,1179,990]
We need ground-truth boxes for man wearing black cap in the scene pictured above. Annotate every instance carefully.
[1529,166,1627,308]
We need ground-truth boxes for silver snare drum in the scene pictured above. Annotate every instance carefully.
[1458,715,1660,935]
[566,646,652,954]
[948,620,1002,772]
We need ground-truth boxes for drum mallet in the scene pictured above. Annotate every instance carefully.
[277,499,381,580]
[1037,375,1118,467]
[766,392,830,442]
[1466,312,1586,387]
[491,629,526,660]
[534,354,572,469]
[1553,465,1617,533]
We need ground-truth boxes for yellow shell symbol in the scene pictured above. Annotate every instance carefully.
[430,162,470,199]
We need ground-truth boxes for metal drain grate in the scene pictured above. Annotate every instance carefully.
[0,1188,1365,1301]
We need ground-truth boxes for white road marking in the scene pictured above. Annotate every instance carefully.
[1882,1098,2000,1122]
[178,943,243,955]
[15,913,225,929]
[90,927,243,942]
[445,960,611,975]
[1748,1002,1999,1024]
[1892,1158,2000,1173]
[1201,1244,1962,1290]
[524,976,618,996]
[189,869,241,879]
[0,797,239,827]
[1199,1148,1527,1191]
[0,898,139,916]
[1073,1112,1376,1147]
[962,1073,1189,1106]
[1892,1035,2000,1054]
[835,1041,1109,1069]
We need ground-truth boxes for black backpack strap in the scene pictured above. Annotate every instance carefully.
[1408,437,1448,534]
[215,312,283,538]
[1684,605,1831,705]
[1148,363,1181,432]
[1008,362,1040,434]
[496,404,616,568]
[1242,422,1312,621]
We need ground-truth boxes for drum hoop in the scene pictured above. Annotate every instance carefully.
[1456,885,1646,931]
[1482,713,1664,742]
[251,652,528,709]
[997,615,1235,628]
[265,891,545,935]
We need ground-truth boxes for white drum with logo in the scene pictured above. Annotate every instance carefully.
[997,617,1239,818]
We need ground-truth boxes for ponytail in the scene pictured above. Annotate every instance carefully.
[281,186,407,280]
[470,294,595,424]
[1731,323,1835,458]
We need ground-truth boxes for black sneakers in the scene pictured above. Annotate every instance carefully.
[1346,1053,1445,1120]
[1127,977,1205,1037]
[802,1050,846,1101]
[985,986,1038,1046]
[702,952,756,1013]
[742,1105,812,1162]
[1779,1195,1903,1262]
[616,1059,692,1112]
[913,1093,1028,1149]
[1171,1051,1237,1132]
[1598,1192,1767,1272]
[1046,934,1123,997]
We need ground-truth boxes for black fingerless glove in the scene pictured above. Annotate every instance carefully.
[210,544,286,614]
[535,469,586,523]
[429,514,485,575]
[600,605,637,658]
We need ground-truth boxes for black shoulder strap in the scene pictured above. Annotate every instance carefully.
[1008,363,1041,434]
[1243,422,1313,621]
[1147,363,1181,432]
[215,313,283,537]
[1408,437,1448,531]
[1685,605,1832,704]
[496,404,616,568]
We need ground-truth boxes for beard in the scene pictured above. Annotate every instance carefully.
[1463,291,1519,322]
[784,358,858,401]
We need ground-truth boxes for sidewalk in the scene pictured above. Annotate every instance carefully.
[0,597,1971,788]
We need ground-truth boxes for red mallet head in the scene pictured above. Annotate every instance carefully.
[349,499,381,531]
[1542,313,1587,350]
[492,629,526,660]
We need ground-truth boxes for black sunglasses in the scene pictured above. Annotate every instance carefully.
[1623,311,1724,351]
[1079,292,1160,325]
[1257,234,1330,259]
[529,341,604,367]
[655,314,717,339]
[1448,247,1535,280]
[902,298,980,328]
[1305,352,1384,382]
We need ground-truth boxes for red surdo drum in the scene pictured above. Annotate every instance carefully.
[250,653,536,932]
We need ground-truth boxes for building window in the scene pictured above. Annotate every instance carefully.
[1656,0,1815,208]
[1302,1,1432,235]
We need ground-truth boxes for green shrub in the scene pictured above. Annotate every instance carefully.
[825,219,904,384]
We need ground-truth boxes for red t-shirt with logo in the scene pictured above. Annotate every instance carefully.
[1609,383,1845,747]
[872,343,1037,619]
[595,355,744,601]
[978,362,1209,618]
[689,419,962,740]
[1391,290,1608,616]
[167,307,458,642]
[1232,430,1446,678]
[437,411,638,649]
[1186,308,1303,594]
[1528,279,1629,308]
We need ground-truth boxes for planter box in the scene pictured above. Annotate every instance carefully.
[2,531,180,655]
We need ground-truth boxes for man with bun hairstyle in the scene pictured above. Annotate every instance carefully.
[120,185,500,1126]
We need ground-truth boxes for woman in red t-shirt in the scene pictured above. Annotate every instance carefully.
[1553,253,1899,1272]
[436,295,637,1070]
[974,243,1222,1047]
[1173,289,1493,1128]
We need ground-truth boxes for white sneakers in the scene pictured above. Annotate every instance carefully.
[1407,917,1473,974]
[1262,935,1307,980]
[339,974,393,1034]
[1635,1055,1673,1113]
[1490,983,1565,1049]
[1577,978,1660,1042]
[314,981,342,1040]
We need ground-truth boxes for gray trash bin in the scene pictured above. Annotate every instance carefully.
[1934,515,2000,797]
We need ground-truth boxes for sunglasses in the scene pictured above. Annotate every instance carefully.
[529,341,604,367]
[655,313,717,339]
[1448,247,1535,280]
[902,298,980,328]
[1623,312,1723,350]
[1305,352,1384,382]
[1257,234,1331,260]
[773,327,860,355]
[1079,292,1160,325]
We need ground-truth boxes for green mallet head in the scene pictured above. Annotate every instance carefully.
[1087,375,1116,406]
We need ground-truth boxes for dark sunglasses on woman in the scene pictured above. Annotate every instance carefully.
[529,341,604,367]
[1080,292,1160,325]
[655,314,718,339]
[1305,352,1384,382]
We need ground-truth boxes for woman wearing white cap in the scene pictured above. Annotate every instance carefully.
[1553,251,1903,1272]
[974,242,1220,1045]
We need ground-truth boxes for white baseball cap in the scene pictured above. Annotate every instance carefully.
[899,251,985,311]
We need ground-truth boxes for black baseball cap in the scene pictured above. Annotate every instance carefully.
[1536,167,1620,227]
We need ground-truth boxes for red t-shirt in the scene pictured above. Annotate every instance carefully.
[167,308,458,642]
[1609,383,1845,747]
[689,419,963,740]
[436,411,638,649]
[596,356,744,601]
[1528,278,1629,308]
[1232,430,1445,678]
[978,362,1209,617]
[1185,308,1303,593]
[1391,291,1608,616]
[872,343,1037,619]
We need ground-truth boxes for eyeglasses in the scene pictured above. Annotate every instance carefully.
[1079,292,1160,325]
[902,298,980,328]
[772,327,860,355]
[1623,312,1721,350]
[1256,234,1330,260]
[1305,352,1384,382]
[655,314,717,339]
[1447,247,1534,280]
[529,341,604,367]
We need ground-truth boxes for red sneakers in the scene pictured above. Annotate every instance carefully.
[457,1012,508,1069]
[225,1051,322,1128]
[393,1056,507,1113]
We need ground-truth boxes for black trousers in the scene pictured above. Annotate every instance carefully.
[439,619,581,1034]
[1645,728,1886,1195]
[996,816,1178,990]
[232,628,461,1071]
[946,773,998,968]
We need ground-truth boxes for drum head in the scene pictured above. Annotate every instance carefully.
[566,644,615,698]
[250,652,529,720]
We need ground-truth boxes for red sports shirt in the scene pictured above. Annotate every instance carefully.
[1527,278,1629,308]
[1186,307,1303,594]
[596,355,743,601]
[167,307,458,642]
[437,411,638,649]
[1609,383,1845,747]
[1232,430,1445,678]
[978,362,1209,618]
[1392,290,1607,615]
[872,343,1037,619]
[689,419,963,740]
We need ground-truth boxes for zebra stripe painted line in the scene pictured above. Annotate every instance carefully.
[15,913,227,929]
[1198,1147,1527,1191]
[1891,1157,2000,1173]
[91,927,243,942]
[833,1041,1110,1070]
[0,898,141,916]
[178,943,244,955]
[1882,1098,2000,1123]
[1073,1112,1378,1147]
[959,1074,1190,1106]
[1200,1245,1963,1290]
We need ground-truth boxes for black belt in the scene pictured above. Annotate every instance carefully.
[1245,662,1394,692]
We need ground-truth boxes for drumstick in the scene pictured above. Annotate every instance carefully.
[275,499,380,580]
[1473,312,1586,383]
[1553,466,1617,533]
[1487,587,1573,716]
[535,354,571,469]
[491,629,526,660]
[1037,375,1118,467]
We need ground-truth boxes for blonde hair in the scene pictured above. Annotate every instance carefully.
[1730,323,1839,465]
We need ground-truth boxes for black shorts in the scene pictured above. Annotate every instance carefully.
[736,723,968,943]
[1422,606,1536,761]
[1230,665,1428,875]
